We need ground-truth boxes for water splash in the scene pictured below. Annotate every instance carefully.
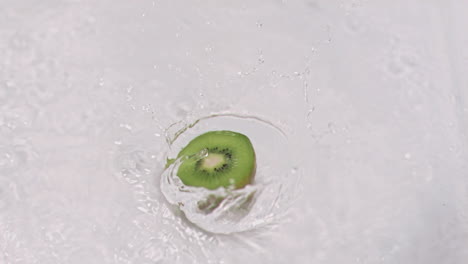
[160,113,300,234]
[164,112,287,147]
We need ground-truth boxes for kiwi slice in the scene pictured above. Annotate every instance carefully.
[173,130,256,190]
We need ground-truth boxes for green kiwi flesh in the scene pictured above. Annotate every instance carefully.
[175,130,256,190]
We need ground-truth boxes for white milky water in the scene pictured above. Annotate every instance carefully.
[1,0,468,263]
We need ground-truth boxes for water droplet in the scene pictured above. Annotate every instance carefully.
[0,152,13,168]
[98,78,104,87]
[0,147,26,172]
[119,123,133,131]
[328,122,337,134]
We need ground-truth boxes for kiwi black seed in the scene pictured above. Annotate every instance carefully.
[174,130,256,190]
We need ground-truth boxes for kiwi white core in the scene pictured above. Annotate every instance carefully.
[201,153,225,169]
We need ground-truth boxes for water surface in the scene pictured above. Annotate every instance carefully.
[0,0,467,263]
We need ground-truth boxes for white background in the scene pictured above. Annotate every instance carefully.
[0,0,467,263]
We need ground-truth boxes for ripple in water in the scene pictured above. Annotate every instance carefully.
[160,113,300,234]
